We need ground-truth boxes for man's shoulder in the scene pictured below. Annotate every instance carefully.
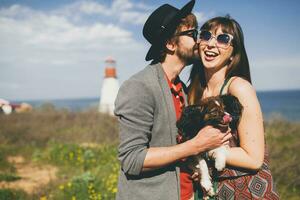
[115,63,159,110]
[123,63,160,86]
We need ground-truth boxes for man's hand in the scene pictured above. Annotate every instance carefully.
[188,126,232,155]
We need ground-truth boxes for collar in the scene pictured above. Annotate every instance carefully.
[164,74,183,93]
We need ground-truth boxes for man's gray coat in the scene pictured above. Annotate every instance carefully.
[114,63,187,200]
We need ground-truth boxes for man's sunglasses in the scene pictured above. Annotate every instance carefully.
[176,29,199,42]
[199,30,233,48]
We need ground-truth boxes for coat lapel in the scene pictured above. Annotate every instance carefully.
[153,63,178,145]
[153,63,181,199]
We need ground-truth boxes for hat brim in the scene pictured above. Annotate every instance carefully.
[145,0,195,61]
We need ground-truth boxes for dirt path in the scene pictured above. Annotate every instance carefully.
[0,156,57,194]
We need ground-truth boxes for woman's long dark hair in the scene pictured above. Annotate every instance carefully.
[188,15,251,105]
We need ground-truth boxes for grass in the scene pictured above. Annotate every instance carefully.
[0,105,299,199]
[0,189,28,200]
[0,105,119,200]
[0,173,21,182]
[265,117,300,199]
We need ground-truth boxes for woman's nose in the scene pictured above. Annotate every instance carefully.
[207,37,217,47]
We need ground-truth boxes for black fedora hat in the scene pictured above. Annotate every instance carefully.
[143,0,195,61]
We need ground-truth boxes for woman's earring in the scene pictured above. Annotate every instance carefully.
[230,57,233,61]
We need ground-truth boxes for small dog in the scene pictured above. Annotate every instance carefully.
[176,94,243,197]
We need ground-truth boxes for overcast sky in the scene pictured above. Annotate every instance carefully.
[1,0,300,101]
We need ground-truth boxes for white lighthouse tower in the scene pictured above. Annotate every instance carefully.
[98,57,120,115]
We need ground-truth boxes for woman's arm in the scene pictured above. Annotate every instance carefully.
[226,77,265,170]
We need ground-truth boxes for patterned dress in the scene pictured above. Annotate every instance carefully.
[196,131,280,200]
[214,131,280,200]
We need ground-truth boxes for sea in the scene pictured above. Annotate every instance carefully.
[14,89,300,121]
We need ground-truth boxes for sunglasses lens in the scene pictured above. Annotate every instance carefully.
[217,34,231,45]
[193,30,198,41]
[200,31,211,41]
[178,29,198,41]
[186,30,198,41]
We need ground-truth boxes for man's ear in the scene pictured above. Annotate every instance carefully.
[166,40,176,52]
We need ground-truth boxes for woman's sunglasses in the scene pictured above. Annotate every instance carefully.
[199,30,233,48]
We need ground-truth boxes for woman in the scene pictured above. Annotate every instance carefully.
[188,16,279,199]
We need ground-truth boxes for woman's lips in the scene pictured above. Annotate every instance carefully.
[204,51,218,61]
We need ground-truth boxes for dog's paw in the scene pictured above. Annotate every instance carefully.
[215,158,226,171]
[213,147,227,171]
[202,186,215,199]
[207,187,215,197]
[201,179,214,195]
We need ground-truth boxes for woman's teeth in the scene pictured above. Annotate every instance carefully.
[205,51,218,57]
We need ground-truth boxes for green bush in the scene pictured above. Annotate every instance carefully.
[0,189,28,200]
[265,119,300,199]
[34,143,119,200]
[0,108,118,147]
[0,173,21,182]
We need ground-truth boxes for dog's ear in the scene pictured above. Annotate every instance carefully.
[220,94,243,130]
[176,105,205,139]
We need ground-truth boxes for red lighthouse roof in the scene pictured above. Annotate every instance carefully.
[104,56,117,78]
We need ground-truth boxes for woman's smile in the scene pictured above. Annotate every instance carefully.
[203,50,219,61]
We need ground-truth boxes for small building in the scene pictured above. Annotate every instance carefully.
[0,98,32,115]
[98,57,120,115]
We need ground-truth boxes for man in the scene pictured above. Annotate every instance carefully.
[114,1,231,199]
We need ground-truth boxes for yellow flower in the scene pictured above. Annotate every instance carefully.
[67,182,72,187]
[69,152,74,159]
[59,185,64,190]
[72,196,76,200]
[40,196,47,200]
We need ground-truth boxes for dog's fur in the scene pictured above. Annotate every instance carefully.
[176,94,243,197]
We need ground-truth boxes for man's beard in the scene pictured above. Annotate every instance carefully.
[176,43,200,65]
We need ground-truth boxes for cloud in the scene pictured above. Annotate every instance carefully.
[77,1,110,15]
[53,1,111,20]
[193,10,217,26]
[0,2,148,100]
[119,11,149,25]
[112,0,133,12]
[51,0,151,25]
[194,12,207,24]
[0,4,33,18]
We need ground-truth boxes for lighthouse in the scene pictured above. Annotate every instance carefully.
[98,57,120,115]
